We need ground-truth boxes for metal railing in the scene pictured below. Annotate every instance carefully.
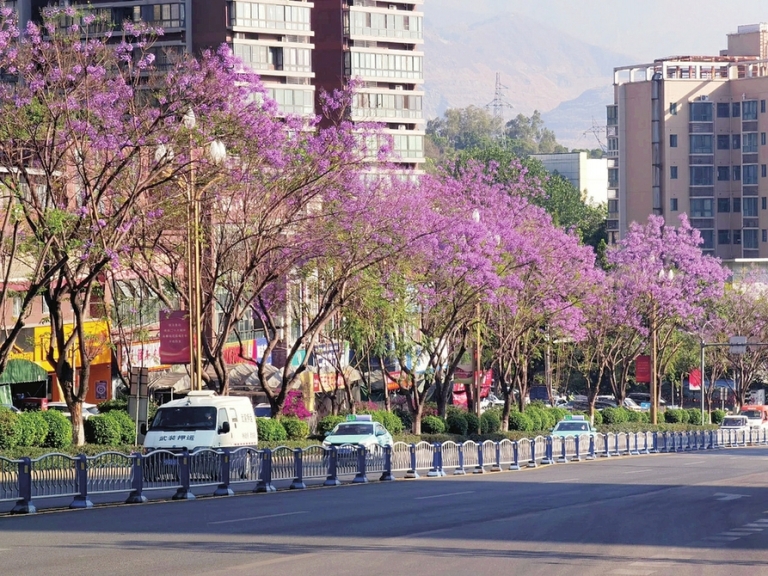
[1,428,763,514]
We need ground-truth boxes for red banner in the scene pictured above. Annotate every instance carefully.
[635,355,651,383]
[159,310,191,364]
[689,368,702,390]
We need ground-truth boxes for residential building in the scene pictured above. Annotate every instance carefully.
[312,0,426,170]
[608,23,768,258]
[530,151,609,206]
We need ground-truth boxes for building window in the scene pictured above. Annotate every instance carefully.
[744,164,758,184]
[734,230,742,245]
[700,229,715,250]
[762,132,767,146]
[670,198,678,211]
[744,197,759,217]
[733,135,741,149]
[12,296,22,318]
[717,102,730,118]
[669,134,678,148]
[733,165,741,180]
[763,229,767,243]
[608,199,618,213]
[690,102,713,121]
[690,134,713,154]
[717,198,731,212]
[690,198,714,217]
[763,197,767,210]
[743,101,758,120]
[733,102,741,117]
[762,99,767,113]
[690,166,713,185]
[670,166,678,179]
[717,135,730,150]
[743,133,758,153]
[670,102,677,115]
[718,230,731,245]
[41,297,48,315]
[744,229,759,249]
[717,166,730,181]
[763,164,767,178]
[734,198,742,213]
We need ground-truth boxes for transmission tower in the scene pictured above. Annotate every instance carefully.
[485,72,514,121]
[581,117,607,152]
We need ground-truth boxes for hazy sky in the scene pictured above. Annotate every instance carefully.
[457,0,768,61]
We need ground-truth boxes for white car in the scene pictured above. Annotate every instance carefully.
[481,393,506,410]
[719,415,750,435]
[47,402,100,421]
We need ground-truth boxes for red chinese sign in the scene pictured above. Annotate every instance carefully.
[635,355,651,383]
[159,310,191,365]
[688,368,702,390]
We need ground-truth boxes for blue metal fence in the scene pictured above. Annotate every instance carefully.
[0,428,761,514]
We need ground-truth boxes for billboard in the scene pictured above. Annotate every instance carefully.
[159,310,190,364]
[635,355,651,383]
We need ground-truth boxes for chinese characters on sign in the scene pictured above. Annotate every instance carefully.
[159,310,191,364]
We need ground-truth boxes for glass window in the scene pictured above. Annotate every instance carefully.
[717,198,731,212]
[744,197,758,217]
[734,198,742,213]
[763,229,767,243]
[762,133,766,146]
[763,197,767,210]
[690,134,713,154]
[733,135,741,149]
[669,134,678,147]
[717,166,730,181]
[733,102,741,118]
[690,102,713,121]
[670,102,677,115]
[743,133,758,153]
[734,165,741,180]
[670,166,678,179]
[690,198,714,217]
[744,229,759,249]
[718,229,731,245]
[744,164,758,184]
[763,165,767,178]
[670,198,678,211]
[690,166,713,185]
[763,100,766,114]
[700,229,714,250]
[717,102,730,118]
[743,100,758,120]
[734,230,742,245]
[717,135,730,150]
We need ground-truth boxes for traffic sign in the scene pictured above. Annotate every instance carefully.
[729,336,748,355]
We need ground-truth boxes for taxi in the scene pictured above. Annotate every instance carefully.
[551,415,597,438]
[322,415,393,448]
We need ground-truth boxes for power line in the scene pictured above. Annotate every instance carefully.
[485,72,514,121]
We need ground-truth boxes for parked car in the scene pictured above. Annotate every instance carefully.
[47,402,100,421]
[322,415,393,448]
[481,393,505,411]
[628,393,667,410]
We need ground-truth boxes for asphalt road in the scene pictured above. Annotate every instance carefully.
[1,448,768,576]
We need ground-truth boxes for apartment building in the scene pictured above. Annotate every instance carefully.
[530,151,609,206]
[312,0,425,169]
[607,23,768,259]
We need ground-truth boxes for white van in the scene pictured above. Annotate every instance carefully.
[142,391,258,452]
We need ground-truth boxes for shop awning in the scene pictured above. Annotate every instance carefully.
[0,359,49,385]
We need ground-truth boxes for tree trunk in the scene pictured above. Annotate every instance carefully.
[70,401,85,446]
[501,394,512,432]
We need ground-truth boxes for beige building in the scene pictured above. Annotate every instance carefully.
[608,23,768,258]
[531,151,609,206]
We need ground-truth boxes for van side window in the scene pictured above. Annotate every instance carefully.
[218,408,229,430]
[228,408,239,428]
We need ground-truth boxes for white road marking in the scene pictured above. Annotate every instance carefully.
[623,469,653,474]
[705,536,739,541]
[744,524,766,529]
[713,492,751,501]
[737,527,763,531]
[208,511,309,525]
[414,491,475,500]
[545,478,579,483]
[721,531,754,536]
[682,460,705,465]
[752,519,768,524]
[629,561,676,567]
[609,570,656,575]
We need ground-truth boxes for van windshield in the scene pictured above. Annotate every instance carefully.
[151,407,217,431]
[740,410,763,419]
[722,417,747,427]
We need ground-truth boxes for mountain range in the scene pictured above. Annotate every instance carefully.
[424,6,640,148]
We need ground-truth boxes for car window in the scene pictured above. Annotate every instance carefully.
[332,424,373,436]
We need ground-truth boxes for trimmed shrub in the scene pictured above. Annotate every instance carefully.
[96,399,128,413]
[601,407,629,425]
[592,410,603,426]
[524,407,544,431]
[0,408,21,449]
[480,410,501,434]
[686,408,702,426]
[257,417,287,442]
[421,415,446,434]
[107,411,137,444]
[393,408,413,433]
[40,410,72,448]
[627,410,649,423]
[464,411,480,434]
[317,415,346,437]
[281,417,310,440]
[508,411,534,432]
[446,412,469,436]
[17,411,49,447]
[664,409,685,424]
[711,409,726,425]
[370,410,404,435]
[548,407,568,423]
[85,415,122,445]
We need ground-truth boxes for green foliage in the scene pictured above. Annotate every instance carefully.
[97,399,128,413]
[0,408,21,449]
[480,410,501,434]
[626,410,648,423]
[85,415,122,445]
[464,411,480,434]
[601,407,629,425]
[393,408,413,432]
[281,417,309,440]
[524,406,543,431]
[446,412,469,436]
[257,418,287,442]
[508,411,534,432]
[40,410,72,449]
[549,407,568,423]
[17,411,49,447]
[711,409,726,425]
[686,408,702,426]
[107,411,137,444]
[317,415,346,436]
[664,409,686,424]
[370,410,404,435]
[421,415,446,434]
[592,410,603,426]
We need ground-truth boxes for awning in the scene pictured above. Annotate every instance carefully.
[0,359,49,385]
[148,371,190,394]
[228,363,286,390]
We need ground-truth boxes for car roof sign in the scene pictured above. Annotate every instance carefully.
[570,415,586,421]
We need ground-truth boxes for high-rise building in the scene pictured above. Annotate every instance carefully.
[608,23,768,259]
[312,0,425,170]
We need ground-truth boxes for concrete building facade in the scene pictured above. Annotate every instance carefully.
[530,151,609,206]
[608,23,768,257]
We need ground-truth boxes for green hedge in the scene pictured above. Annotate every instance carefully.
[711,409,726,425]
[508,411,534,432]
[17,411,49,447]
[84,411,136,446]
[0,408,21,449]
[480,410,501,434]
[421,415,446,434]
[686,408,702,425]
[257,418,287,442]
[317,415,346,436]
[40,410,72,449]
[446,412,469,436]
[370,410,404,435]
[464,412,480,434]
[281,417,309,440]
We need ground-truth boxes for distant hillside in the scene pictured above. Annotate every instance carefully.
[541,85,615,150]
[424,9,635,149]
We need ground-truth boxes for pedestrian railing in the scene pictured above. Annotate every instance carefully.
[1,428,762,514]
